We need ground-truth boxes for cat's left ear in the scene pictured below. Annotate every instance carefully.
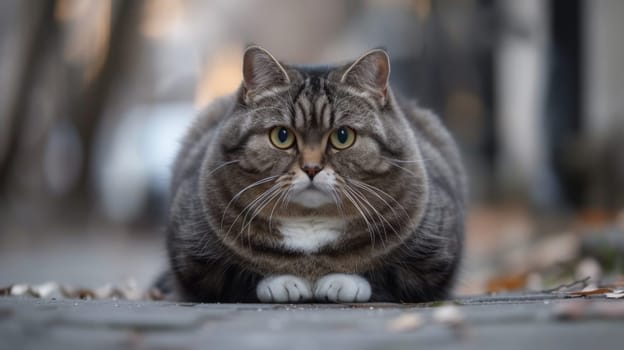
[339,49,390,104]
[242,45,290,102]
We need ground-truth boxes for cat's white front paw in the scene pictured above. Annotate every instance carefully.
[256,275,313,303]
[313,273,372,303]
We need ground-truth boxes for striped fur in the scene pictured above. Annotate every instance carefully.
[157,47,467,303]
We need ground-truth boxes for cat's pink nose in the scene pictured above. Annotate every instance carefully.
[302,164,322,180]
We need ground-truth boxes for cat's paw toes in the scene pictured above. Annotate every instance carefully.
[313,273,371,303]
[256,275,313,303]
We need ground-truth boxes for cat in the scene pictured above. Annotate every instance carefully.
[156,46,467,303]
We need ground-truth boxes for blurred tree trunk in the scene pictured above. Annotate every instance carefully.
[0,0,143,217]
[0,0,56,191]
[68,0,142,204]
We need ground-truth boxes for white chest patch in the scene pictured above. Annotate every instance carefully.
[278,217,345,253]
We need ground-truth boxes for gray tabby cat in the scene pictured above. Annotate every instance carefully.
[158,46,466,303]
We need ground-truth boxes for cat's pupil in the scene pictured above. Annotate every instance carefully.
[278,128,289,143]
[337,128,348,143]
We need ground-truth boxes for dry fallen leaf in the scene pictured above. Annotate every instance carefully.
[146,288,165,301]
[387,313,424,332]
[544,277,591,293]
[566,287,614,297]
[0,280,163,301]
[486,273,528,293]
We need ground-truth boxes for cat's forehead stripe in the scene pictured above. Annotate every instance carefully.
[292,77,334,131]
[294,99,306,129]
[317,95,331,129]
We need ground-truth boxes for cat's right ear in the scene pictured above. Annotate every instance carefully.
[242,46,290,102]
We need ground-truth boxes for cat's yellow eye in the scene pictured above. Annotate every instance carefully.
[329,127,356,150]
[269,126,296,149]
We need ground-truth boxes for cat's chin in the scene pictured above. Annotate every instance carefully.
[289,188,335,208]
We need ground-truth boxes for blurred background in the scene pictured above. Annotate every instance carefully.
[1,0,623,296]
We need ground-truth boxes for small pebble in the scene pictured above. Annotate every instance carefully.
[10,284,29,296]
[387,313,424,332]
[32,282,60,298]
[432,305,464,326]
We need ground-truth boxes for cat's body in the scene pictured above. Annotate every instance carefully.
[158,47,466,303]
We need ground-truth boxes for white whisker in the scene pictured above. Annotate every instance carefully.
[241,185,284,244]
[344,185,388,248]
[340,185,377,250]
[204,160,240,177]
[220,175,280,231]
[346,178,411,225]
[230,183,281,243]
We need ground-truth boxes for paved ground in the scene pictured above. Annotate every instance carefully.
[1,294,623,350]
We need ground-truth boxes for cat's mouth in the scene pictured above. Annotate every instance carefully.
[289,185,335,208]
[304,183,322,191]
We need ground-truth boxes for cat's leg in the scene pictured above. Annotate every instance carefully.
[313,273,372,302]
[256,275,313,303]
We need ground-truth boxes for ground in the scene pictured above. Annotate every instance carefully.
[1,294,623,349]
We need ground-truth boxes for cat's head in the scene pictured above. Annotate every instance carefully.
[205,46,427,250]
